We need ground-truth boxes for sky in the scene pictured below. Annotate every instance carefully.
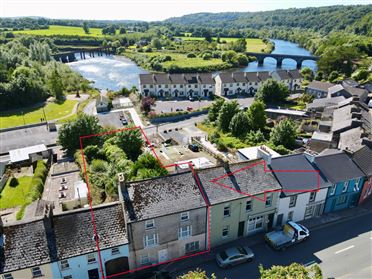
[1,0,371,21]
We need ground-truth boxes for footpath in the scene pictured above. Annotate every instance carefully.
[163,198,372,276]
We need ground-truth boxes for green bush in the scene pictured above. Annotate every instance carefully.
[187,52,196,58]
[16,205,26,220]
[26,160,48,203]
[9,177,19,187]
[216,140,228,152]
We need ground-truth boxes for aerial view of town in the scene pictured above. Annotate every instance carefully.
[0,0,371,278]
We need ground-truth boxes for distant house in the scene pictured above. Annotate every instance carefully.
[120,171,207,269]
[305,81,334,98]
[270,154,331,227]
[236,145,280,162]
[96,95,109,112]
[328,84,368,102]
[271,69,303,91]
[313,150,365,213]
[350,145,372,205]
[196,160,282,247]
[9,144,50,166]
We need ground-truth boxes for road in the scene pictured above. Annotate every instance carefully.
[174,212,372,279]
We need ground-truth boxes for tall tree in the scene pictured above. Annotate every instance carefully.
[247,100,266,131]
[255,79,289,104]
[229,111,250,138]
[270,118,297,149]
[58,114,102,155]
[217,100,239,132]
[82,22,90,34]
[208,98,225,122]
[114,127,144,161]
[48,68,64,100]
[130,153,168,180]
[259,263,322,279]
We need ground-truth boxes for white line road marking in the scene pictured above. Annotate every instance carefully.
[335,245,355,254]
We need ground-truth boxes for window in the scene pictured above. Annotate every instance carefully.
[173,85,176,88]
[246,199,252,212]
[247,216,263,232]
[309,192,316,202]
[145,219,155,229]
[188,85,191,88]
[179,225,192,239]
[140,254,150,265]
[336,195,347,205]
[144,234,158,247]
[60,259,69,270]
[87,253,96,264]
[230,83,233,87]
[158,85,162,88]
[265,195,272,207]
[194,84,197,88]
[237,83,240,86]
[143,85,146,88]
[242,83,245,86]
[165,85,168,88]
[304,205,314,218]
[185,241,200,253]
[31,267,42,278]
[111,247,120,255]
[288,211,294,221]
[180,85,183,88]
[63,276,72,279]
[289,196,297,207]
[222,225,229,238]
[203,85,206,88]
[353,183,360,192]
[223,205,230,217]
[150,85,153,88]
[3,274,13,279]
[180,212,189,222]
[342,181,348,193]
[329,185,336,195]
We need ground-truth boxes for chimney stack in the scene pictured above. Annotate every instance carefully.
[43,203,54,236]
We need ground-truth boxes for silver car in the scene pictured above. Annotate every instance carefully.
[216,246,255,268]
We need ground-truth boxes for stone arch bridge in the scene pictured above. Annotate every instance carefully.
[246,52,319,68]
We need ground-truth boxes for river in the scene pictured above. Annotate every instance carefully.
[68,39,316,91]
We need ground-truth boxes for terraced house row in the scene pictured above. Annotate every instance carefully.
[1,147,372,279]
[139,69,303,98]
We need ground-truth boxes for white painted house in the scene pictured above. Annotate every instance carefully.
[271,69,303,92]
[269,153,331,227]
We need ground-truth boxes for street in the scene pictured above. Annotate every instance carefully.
[173,212,372,279]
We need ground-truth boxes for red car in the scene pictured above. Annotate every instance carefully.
[187,107,193,111]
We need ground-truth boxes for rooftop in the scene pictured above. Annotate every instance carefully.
[123,171,206,222]
[265,108,308,117]
[307,81,335,92]
[197,160,282,205]
[9,144,47,163]
[338,127,364,152]
[237,145,280,161]
[314,150,365,183]
[351,145,372,176]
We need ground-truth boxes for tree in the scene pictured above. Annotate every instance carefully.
[82,22,89,34]
[328,71,340,82]
[236,53,249,66]
[208,98,225,122]
[246,130,266,145]
[151,38,162,50]
[130,153,168,180]
[203,30,212,43]
[48,68,64,100]
[217,100,239,132]
[301,67,314,81]
[114,127,144,161]
[255,79,289,104]
[230,38,247,52]
[141,97,155,115]
[259,263,323,279]
[318,45,359,76]
[119,27,126,34]
[314,71,324,81]
[177,269,217,279]
[230,111,250,138]
[58,114,102,155]
[247,100,266,131]
[270,118,297,149]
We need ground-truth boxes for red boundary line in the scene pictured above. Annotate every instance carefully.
[80,126,320,278]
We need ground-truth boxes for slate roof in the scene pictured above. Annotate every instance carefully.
[169,74,186,84]
[270,154,329,197]
[338,127,363,152]
[218,73,235,83]
[306,96,346,110]
[154,74,171,84]
[257,71,271,81]
[314,150,365,183]
[232,72,247,83]
[245,72,260,82]
[123,171,206,222]
[352,145,372,176]
[1,218,56,273]
[53,203,127,260]
[139,74,155,84]
[275,70,291,80]
[288,69,302,79]
[307,81,335,92]
[328,84,345,96]
[197,160,281,205]
[344,86,367,99]
[198,73,215,84]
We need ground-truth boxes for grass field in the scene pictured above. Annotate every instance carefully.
[176,36,268,52]
[0,100,78,129]
[14,25,106,37]
[0,176,33,209]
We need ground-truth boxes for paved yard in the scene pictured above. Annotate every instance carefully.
[97,110,133,129]
[154,99,213,113]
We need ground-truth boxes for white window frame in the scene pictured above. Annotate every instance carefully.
[247,216,264,232]
[111,247,120,255]
[265,195,272,207]
[140,254,151,265]
[3,274,14,279]
[180,212,189,222]
[288,211,294,221]
[31,267,43,278]
[60,259,70,270]
[223,205,230,218]
[309,192,316,202]
[330,185,336,195]
[222,225,229,238]
[144,234,158,248]
[179,225,192,239]
[185,241,200,253]
[246,199,252,212]
[342,181,348,193]
[289,196,297,207]
[87,253,96,264]
[145,219,155,230]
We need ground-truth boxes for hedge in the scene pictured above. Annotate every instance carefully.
[27,160,48,203]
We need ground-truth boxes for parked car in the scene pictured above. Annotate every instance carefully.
[189,96,196,101]
[176,108,183,112]
[187,107,193,112]
[188,144,199,152]
[122,118,128,125]
[265,221,309,251]
[216,246,255,268]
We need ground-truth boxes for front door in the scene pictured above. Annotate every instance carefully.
[88,268,99,279]
[158,249,168,263]
[267,213,274,230]
[276,214,283,227]
[238,221,245,237]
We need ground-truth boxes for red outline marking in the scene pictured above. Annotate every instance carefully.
[80,127,321,278]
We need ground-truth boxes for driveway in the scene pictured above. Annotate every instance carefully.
[154,99,213,114]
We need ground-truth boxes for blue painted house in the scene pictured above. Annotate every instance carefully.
[314,150,365,213]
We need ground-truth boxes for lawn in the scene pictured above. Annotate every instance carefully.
[175,36,268,52]
[0,176,33,209]
[0,100,78,129]
[14,25,106,37]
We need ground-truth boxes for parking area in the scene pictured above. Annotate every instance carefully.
[97,110,133,128]
[154,99,213,114]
